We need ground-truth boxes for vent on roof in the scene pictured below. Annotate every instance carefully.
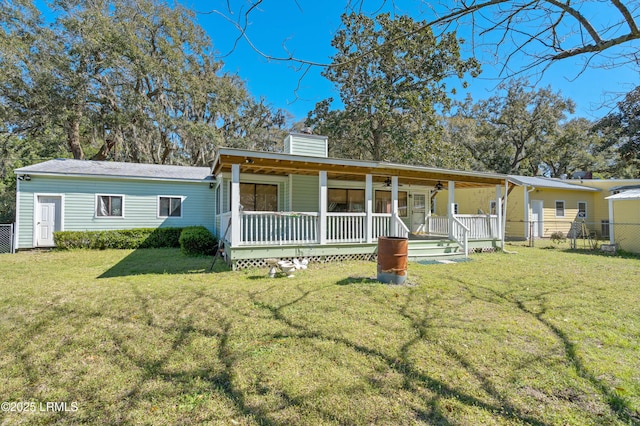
[284,132,328,158]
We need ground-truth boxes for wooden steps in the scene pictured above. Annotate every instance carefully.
[407,239,465,261]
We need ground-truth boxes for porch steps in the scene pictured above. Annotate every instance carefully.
[407,239,465,261]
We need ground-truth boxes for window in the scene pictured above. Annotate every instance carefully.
[97,195,123,217]
[158,196,182,218]
[375,190,408,217]
[555,201,565,217]
[601,220,610,239]
[239,183,278,211]
[577,201,587,219]
[328,188,364,212]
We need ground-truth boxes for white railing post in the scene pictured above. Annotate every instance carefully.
[496,185,502,239]
[366,174,373,243]
[319,171,327,244]
[448,181,455,239]
[391,176,399,237]
[230,164,240,246]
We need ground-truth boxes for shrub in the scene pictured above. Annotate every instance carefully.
[179,226,217,256]
[54,227,184,250]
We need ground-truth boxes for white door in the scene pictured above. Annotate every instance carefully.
[411,193,427,233]
[530,200,544,238]
[37,196,61,247]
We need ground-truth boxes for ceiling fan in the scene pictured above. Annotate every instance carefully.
[383,177,403,187]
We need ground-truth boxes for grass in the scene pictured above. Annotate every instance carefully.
[0,246,638,425]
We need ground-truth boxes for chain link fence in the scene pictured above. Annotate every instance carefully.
[508,220,640,254]
[0,224,15,254]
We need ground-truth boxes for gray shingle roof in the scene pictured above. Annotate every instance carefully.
[508,175,599,191]
[606,188,640,200]
[15,159,212,181]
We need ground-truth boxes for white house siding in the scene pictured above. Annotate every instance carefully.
[17,175,215,249]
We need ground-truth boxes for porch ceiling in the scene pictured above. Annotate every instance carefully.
[213,149,507,188]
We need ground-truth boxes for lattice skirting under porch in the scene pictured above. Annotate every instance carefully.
[470,247,497,253]
[230,253,376,270]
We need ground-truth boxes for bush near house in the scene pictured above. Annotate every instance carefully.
[178,225,217,256]
[54,227,184,250]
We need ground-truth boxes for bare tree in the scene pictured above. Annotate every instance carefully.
[206,0,640,77]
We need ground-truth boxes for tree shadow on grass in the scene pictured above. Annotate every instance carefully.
[98,248,228,278]
[336,276,380,285]
[456,279,639,424]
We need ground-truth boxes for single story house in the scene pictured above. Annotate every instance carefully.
[15,133,512,269]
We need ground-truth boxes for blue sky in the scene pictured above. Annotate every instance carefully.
[191,0,639,123]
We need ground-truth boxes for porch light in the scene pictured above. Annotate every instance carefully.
[384,177,392,187]
[209,182,215,189]
[245,158,254,164]
[434,181,444,191]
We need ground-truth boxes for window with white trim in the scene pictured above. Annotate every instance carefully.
[577,201,587,219]
[158,196,183,218]
[97,195,123,217]
[555,200,565,217]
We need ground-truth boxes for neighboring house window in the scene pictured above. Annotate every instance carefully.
[555,201,565,217]
[97,195,123,217]
[490,201,496,215]
[328,189,364,212]
[375,190,408,217]
[577,201,587,219]
[158,196,182,218]
[601,220,610,239]
[240,183,278,211]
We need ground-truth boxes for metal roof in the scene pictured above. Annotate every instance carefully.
[15,158,213,182]
[212,148,510,188]
[606,189,640,200]
[508,175,599,192]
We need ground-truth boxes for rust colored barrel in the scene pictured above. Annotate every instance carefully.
[377,236,408,284]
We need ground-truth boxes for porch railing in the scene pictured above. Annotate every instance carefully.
[427,215,498,239]
[372,213,391,239]
[327,213,366,243]
[222,211,497,247]
[451,216,470,257]
[427,216,449,236]
[241,212,318,245]
[455,215,499,239]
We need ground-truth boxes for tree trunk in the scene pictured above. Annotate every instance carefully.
[66,117,84,160]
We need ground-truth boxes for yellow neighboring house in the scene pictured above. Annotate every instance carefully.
[604,188,640,253]
[435,176,600,240]
[435,176,640,248]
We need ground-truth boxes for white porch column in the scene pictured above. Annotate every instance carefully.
[231,164,241,246]
[391,176,399,237]
[502,179,509,247]
[523,185,530,240]
[319,171,327,244]
[365,174,373,243]
[447,181,455,239]
[495,185,502,239]
[608,198,615,245]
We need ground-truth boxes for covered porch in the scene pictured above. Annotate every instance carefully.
[212,146,511,269]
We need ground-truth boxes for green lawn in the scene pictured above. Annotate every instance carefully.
[0,246,638,425]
